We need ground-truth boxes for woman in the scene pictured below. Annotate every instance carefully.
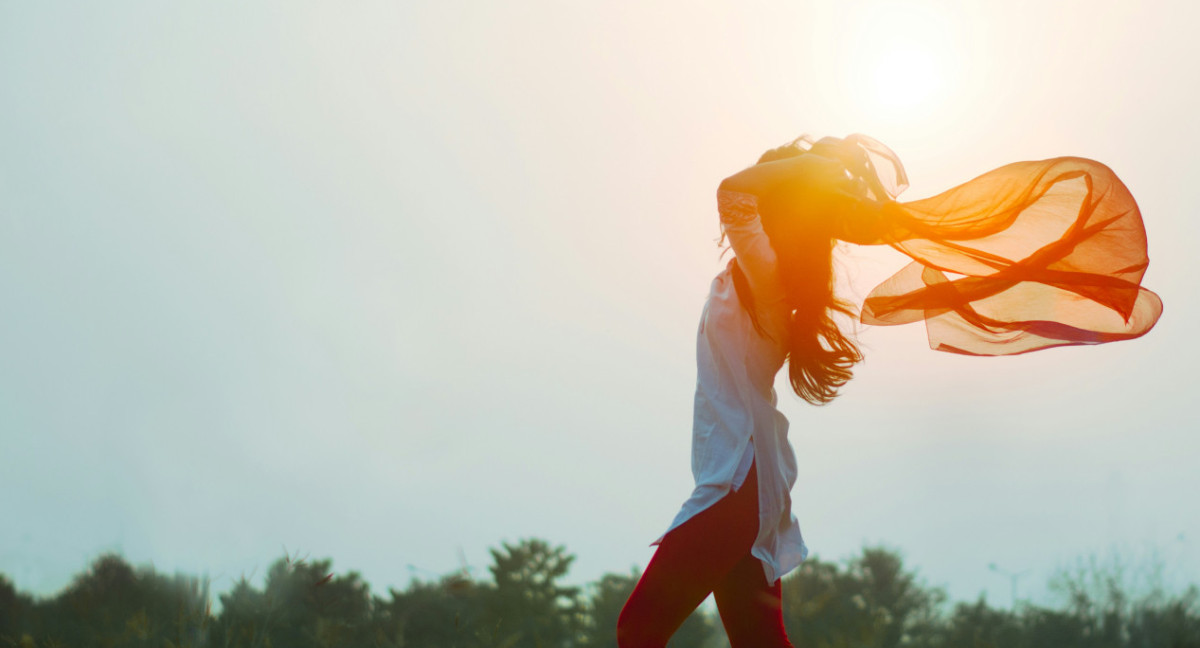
[615,135,881,648]
[616,134,1161,648]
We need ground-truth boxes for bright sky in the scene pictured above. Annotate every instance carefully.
[2,0,1198,612]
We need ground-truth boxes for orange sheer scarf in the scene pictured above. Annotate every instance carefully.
[827,135,1163,355]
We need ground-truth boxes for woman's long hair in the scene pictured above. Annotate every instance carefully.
[727,139,864,405]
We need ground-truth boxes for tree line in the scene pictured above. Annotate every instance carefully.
[1,538,1197,647]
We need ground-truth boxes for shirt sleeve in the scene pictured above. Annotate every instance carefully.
[717,189,788,315]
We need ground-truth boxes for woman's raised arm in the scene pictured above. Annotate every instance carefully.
[718,152,860,220]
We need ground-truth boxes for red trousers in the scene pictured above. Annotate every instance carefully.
[616,461,794,648]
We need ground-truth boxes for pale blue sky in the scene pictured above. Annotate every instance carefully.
[2,0,1197,611]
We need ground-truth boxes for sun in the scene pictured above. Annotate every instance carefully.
[842,2,960,124]
[868,44,942,111]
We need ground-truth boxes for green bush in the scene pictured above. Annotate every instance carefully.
[2,542,1197,648]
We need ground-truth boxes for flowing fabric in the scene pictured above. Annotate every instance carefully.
[821,135,1163,355]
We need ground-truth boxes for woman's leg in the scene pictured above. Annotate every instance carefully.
[711,552,794,648]
[616,463,760,648]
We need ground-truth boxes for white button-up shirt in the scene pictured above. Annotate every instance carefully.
[653,189,808,585]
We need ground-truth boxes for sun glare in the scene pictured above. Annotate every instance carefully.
[869,45,941,110]
[842,2,960,125]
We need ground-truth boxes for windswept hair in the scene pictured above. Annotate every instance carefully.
[727,138,864,405]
